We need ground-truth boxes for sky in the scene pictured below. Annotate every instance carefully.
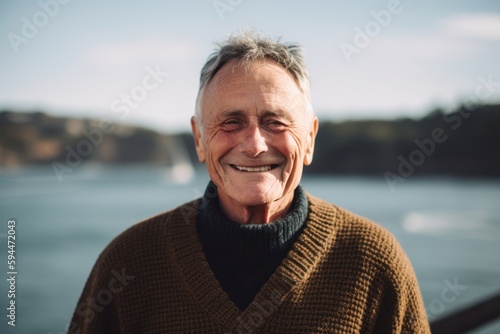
[1,0,499,132]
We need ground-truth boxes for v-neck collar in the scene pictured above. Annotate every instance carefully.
[168,194,338,331]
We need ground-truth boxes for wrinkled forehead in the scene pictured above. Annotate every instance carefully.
[203,59,306,103]
[214,59,301,89]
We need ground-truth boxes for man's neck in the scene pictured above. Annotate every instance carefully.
[217,191,294,224]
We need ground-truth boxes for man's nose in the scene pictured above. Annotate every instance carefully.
[240,125,268,157]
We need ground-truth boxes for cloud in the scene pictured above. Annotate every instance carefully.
[442,13,500,40]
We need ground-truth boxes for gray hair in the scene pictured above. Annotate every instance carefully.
[194,31,312,124]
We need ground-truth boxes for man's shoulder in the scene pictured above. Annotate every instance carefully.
[97,199,202,263]
[306,193,407,267]
[307,193,395,239]
[306,194,429,333]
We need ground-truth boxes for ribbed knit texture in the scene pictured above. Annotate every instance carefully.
[69,193,431,334]
[197,182,308,310]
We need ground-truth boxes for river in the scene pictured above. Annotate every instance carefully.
[1,166,499,333]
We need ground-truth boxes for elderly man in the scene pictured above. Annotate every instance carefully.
[70,32,430,333]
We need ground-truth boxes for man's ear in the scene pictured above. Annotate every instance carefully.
[191,116,206,163]
[304,116,318,166]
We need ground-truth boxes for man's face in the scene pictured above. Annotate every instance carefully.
[192,59,318,211]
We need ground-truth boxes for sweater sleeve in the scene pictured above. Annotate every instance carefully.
[371,229,431,334]
[68,246,126,334]
[67,217,147,334]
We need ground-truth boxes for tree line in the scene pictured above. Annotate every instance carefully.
[1,103,499,178]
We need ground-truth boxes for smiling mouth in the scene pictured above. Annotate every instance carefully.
[230,164,279,172]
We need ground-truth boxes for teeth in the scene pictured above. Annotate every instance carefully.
[234,165,273,172]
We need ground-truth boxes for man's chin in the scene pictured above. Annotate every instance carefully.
[227,183,284,206]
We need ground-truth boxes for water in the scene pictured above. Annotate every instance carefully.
[1,166,500,333]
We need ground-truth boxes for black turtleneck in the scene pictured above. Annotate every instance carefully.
[197,181,309,311]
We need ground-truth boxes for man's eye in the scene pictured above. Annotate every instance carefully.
[221,120,243,131]
[265,120,287,131]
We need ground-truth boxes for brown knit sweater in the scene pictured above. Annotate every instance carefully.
[69,194,430,333]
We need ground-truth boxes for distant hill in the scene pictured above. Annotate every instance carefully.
[1,104,499,178]
[306,104,500,178]
[0,111,198,169]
